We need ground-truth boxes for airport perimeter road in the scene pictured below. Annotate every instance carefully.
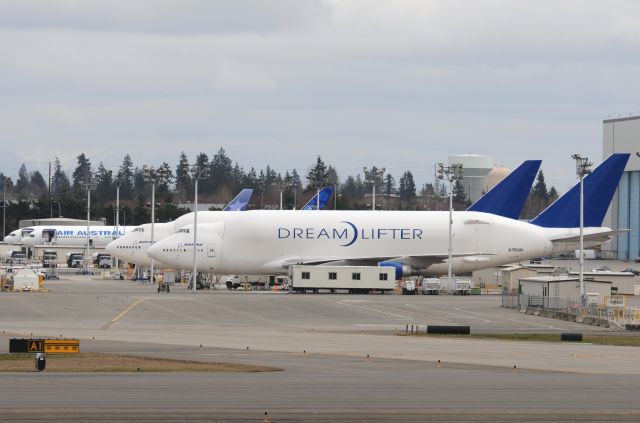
[1,339,640,422]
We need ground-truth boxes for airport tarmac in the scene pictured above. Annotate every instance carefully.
[1,276,640,421]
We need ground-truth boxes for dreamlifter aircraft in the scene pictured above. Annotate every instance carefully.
[106,187,336,266]
[148,156,625,278]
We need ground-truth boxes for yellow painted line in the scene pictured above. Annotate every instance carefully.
[102,298,145,330]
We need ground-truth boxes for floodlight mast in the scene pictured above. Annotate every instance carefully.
[363,167,385,210]
[437,163,464,284]
[143,164,170,284]
[190,164,209,293]
[81,175,97,274]
[571,154,592,305]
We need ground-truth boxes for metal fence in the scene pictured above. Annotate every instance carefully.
[501,292,640,327]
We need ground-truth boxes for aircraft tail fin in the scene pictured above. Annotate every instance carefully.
[223,188,253,211]
[467,160,541,219]
[531,153,630,228]
[302,186,334,210]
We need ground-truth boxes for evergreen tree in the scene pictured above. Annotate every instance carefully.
[30,170,47,198]
[452,180,470,209]
[15,164,30,199]
[175,151,193,201]
[116,154,135,200]
[363,166,385,192]
[384,174,396,196]
[398,171,416,204]
[194,153,211,194]
[95,163,113,203]
[210,148,233,191]
[326,166,339,186]
[51,157,70,198]
[72,153,92,196]
[532,170,549,203]
[548,186,558,203]
[306,156,329,190]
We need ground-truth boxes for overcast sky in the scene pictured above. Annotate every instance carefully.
[1,0,639,192]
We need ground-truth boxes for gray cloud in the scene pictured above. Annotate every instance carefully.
[0,0,638,192]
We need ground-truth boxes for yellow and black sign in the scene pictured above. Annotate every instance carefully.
[9,338,79,354]
[9,338,43,353]
[28,339,44,352]
[44,339,80,354]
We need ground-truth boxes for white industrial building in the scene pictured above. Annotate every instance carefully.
[448,154,494,203]
[519,276,612,305]
[602,116,640,261]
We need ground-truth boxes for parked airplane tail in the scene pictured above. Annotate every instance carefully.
[531,153,630,228]
[223,189,253,211]
[302,186,334,210]
[467,160,542,219]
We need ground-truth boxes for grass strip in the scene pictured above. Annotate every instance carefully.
[401,333,640,346]
[0,353,281,372]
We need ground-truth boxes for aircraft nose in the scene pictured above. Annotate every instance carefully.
[105,240,116,255]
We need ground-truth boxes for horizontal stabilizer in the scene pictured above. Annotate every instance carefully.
[550,229,629,244]
[467,160,541,219]
[531,154,630,228]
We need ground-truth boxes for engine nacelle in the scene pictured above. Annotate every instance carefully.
[378,261,421,280]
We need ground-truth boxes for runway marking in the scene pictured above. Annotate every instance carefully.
[337,301,414,320]
[403,304,453,322]
[102,298,145,330]
[354,324,405,327]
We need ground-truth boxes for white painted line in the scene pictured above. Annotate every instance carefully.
[423,306,493,323]
[456,307,568,330]
[337,301,414,320]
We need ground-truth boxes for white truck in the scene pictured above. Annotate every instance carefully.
[421,278,441,295]
[402,279,417,295]
[441,278,472,295]
[289,265,396,294]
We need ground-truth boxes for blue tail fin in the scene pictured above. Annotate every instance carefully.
[223,188,253,211]
[467,160,542,219]
[531,153,630,228]
[302,186,334,210]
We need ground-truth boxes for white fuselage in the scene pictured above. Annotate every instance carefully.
[21,225,135,248]
[105,211,243,266]
[3,228,35,245]
[147,210,607,276]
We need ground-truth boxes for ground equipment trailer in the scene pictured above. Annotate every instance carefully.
[289,265,396,294]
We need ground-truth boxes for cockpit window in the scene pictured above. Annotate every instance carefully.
[133,228,144,233]
[178,228,190,233]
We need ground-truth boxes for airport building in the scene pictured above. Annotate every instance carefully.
[602,116,640,261]
[448,154,494,203]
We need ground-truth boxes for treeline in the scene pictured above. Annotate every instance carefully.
[0,149,557,233]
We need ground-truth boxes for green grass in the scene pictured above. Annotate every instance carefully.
[402,333,640,346]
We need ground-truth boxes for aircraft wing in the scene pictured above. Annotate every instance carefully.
[265,252,491,270]
[550,229,628,245]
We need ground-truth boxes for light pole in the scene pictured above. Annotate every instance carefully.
[363,167,385,210]
[143,164,171,284]
[273,182,290,210]
[571,154,592,305]
[52,200,62,217]
[189,164,209,293]
[81,175,97,274]
[2,175,7,240]
[437,163,464,283]
[2,176,6,239]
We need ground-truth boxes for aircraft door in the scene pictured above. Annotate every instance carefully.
[207,243,215,257]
